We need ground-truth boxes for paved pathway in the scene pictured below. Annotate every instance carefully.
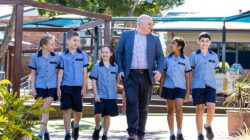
[34,113,239,140]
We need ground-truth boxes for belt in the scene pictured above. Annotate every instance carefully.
[130,69,148,73]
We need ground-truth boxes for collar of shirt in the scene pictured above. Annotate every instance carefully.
[37,50,55,57]
[168,53,185,60]
[196,49,212,55]
[135,30,148,36]
[64,48,82,54]
[99,61,115,67]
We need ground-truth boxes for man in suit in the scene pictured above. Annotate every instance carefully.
[115,14,164,140]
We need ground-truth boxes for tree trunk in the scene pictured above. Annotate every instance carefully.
[0,6,16,60]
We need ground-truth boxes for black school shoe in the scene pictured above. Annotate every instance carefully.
[170,135,176,140]
[92,126,102,140]
[204,125,214,140]
[71,120,79,140]
[177,134,185,140]
[198,134,204,140]
[44,132,50,140]
[102,135,107,140]
[64,134,71,140]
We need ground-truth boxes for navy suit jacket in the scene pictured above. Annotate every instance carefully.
[115,30,164,84]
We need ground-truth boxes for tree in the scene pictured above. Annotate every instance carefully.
[0,6,16,71]
[37,0,184,16]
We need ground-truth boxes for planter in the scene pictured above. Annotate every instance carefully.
[227,110,250,136]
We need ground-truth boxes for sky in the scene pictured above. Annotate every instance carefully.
[165,0,250,17]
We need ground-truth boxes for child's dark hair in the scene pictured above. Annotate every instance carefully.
[38,34,54,51]
[66,30,79,40]
[173,37,185,54]
[101,45,115,65]
[198,32,211,40]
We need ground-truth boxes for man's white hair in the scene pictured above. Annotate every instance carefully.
[137,14,152,23]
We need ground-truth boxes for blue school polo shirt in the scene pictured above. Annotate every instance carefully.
[28,50,60,89]
[89,61,118,99]
[59,48,89,87]
[163,53,192,90]
[189,49,219,89]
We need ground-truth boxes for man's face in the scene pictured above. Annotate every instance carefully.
[138,17,153,34]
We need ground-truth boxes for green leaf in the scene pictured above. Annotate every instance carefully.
[0,80,11,85]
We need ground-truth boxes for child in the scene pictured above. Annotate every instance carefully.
[89,46,119,140]
[28,34,60,140]
[160,37,191,140]
[189,32,219,140]
[57,30,89,140]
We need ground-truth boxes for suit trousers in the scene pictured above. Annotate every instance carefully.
[123,70,153,136]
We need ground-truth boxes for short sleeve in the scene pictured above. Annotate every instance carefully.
[189,53,195,69]
[185,57,192,73]
[59,56,64,69]
[82,51,89,68]
[163,57,168,71]
[89,64,98,80]
[28,54,37,70]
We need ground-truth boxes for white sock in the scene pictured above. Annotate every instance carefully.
[204,123,210,128]
[177,129,182,135]
[170,129,175,136]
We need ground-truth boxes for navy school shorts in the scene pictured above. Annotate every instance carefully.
[94,98,118,117]
[161,87,186,100]
[60,86,83,112]
[35,88,58,101]
[192,86,216,106]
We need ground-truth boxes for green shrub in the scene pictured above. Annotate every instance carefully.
[0,80,54,140]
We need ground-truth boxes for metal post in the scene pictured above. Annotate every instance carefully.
[63,32,66,51]
[217,43,220,60]
[221,21,226,73]
[104,21,111,46]
[235,43,239,64]
[13,4,24,96]
[94,26,99,63]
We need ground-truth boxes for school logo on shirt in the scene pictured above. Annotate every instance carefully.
[75,58,83,61]
[50,61,57,64]
[178,62,185,66]
[209,60,215,63]
[111,71,116,74]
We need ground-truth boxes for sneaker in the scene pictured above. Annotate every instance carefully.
[170,135,176,140]
[65,134,71,140]
[102,135,107,140]
[204,125,214,140]
[177,134,184,140]
[198,134,204,140]
[71,120,79,140]
[92,126,102,140]
[44,132,50,140]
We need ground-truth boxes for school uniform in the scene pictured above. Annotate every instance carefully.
[59,48,89,112]
[28,50,60,100]
[161,53,192,100]
[189,49,219,105]
[89,61,118,117]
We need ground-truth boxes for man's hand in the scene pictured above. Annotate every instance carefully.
[153,71,161,82]
[117,72,124,82]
